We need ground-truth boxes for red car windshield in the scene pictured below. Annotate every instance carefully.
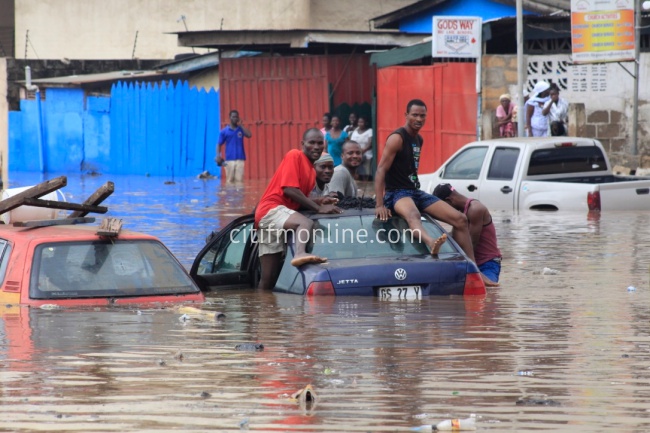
[30,240,199,300]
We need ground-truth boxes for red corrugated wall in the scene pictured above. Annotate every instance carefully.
[220,56,329,180]
[220,55,374,180]
[376,63,477,175]
[326,54,375,110]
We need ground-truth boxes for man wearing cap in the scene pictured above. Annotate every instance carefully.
[374,99,498,287]
[433,183,502,283]
[310,153,336,198]
[525,81,551,137]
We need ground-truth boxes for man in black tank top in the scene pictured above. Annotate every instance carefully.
[374,99,498,287]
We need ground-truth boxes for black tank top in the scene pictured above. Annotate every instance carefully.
[385,127,423,190]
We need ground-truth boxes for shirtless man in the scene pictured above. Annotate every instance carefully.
[374,99,498,287]
[255,129,341,291]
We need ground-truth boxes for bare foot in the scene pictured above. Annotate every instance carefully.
[481,274,499,287]
[428,234,447,256]
[290,254,328,267]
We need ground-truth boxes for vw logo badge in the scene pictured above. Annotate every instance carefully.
[394,268,407,280]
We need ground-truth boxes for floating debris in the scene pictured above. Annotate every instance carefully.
[541,267,559,275]
[177,306,225,321]
[432,415,477,431]
[235,343,264,352]
[290,384,317,410]
[200,391,211,399]
[516,396,561,406]
[174,350,184,361]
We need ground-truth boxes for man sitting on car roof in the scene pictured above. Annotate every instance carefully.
[254,128,342,291]
[374,99,498,287]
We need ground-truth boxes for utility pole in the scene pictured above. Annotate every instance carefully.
[516,0,525,138]
[631,0,641,155]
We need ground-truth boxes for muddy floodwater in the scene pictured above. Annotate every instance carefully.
[2,172,650,432]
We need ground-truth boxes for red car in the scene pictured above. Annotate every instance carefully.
[0,223,204,307]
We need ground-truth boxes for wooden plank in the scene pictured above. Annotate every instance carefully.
[21,197,107,214]
[69,181,115,218]
[96,217,123,236]
[0,176,67,216]
[13,217,96,228]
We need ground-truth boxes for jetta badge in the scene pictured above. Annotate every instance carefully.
[394,268,407,280]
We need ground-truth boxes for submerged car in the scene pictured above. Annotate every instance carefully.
[190,209,486,298]
[0,223,205,307]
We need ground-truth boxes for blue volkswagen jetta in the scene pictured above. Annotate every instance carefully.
[189,209,486,298]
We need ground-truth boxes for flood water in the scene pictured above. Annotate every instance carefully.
[2,171,650,432]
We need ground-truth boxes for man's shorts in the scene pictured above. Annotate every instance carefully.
[257,205,295,256]
[384,189,440,212]
[479,258,501,283]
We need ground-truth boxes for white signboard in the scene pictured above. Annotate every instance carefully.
[432,16,482,58]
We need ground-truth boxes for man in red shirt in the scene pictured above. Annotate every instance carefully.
[255,128,341,291]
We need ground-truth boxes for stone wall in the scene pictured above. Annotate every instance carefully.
[482,53,649,169]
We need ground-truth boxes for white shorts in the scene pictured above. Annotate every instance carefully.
[225,159,245,183]
[257,205,295,256]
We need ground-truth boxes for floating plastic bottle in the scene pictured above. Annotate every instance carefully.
[433,415,477,431]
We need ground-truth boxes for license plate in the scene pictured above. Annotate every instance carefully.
[377,286,422,300]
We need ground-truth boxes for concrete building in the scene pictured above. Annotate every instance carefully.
[11,0,418,60]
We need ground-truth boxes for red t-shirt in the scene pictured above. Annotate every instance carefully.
[254,149,316,225]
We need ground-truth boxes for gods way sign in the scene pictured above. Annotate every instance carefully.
[432,16,482,58]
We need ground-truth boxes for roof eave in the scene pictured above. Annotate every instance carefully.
[176,29,427,50]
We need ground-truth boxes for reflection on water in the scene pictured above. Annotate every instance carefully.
[1,172,650,431]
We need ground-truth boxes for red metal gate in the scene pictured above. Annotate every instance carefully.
[220,55,374,180]
[376,63,477,175]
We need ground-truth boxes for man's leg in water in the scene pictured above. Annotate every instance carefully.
[259,253,283,291]
[422,200,499,287]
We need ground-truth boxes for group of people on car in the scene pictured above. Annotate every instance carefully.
[245,99,503,291]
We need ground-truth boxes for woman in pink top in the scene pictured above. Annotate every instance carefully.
[496,94,516,137]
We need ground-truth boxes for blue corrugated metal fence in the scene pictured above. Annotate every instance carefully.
[9,80,220,177]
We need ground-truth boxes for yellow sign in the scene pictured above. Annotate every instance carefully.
[571,0,635,64]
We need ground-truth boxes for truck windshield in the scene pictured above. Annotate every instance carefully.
[30,240,199,299]
[527,146,607,176]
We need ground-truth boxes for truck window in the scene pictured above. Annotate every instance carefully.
[527,146,607,176]
[487,147,520,180]
[442,147,488,180]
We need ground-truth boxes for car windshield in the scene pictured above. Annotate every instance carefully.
[30,240,199,299]
[307,214,456,259]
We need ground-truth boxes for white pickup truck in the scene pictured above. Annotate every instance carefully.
[418,137,650,212]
